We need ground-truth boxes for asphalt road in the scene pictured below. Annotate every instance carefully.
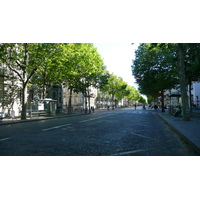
[0,107,199,156]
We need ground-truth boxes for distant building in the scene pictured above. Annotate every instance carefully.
[188,82,200,108]
[63,84,97,113]
[0,63,21,117]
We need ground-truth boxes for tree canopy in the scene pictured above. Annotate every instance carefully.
[0,43,60,119]
[0,43,145,118]
[132,43,178,100]
[132,43,200,121]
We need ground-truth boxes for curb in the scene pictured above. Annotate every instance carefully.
[0,109,112,126]
[0,113,87,126]
[157,113,200,154]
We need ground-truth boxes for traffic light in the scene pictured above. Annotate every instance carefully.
[136,77,141,83]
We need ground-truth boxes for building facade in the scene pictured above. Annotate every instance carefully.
[0,63,21,117]
[190,82,200,108]
[63,84,97,113]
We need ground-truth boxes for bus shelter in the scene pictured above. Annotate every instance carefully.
[29,98,57,117]
[168,93,182,114]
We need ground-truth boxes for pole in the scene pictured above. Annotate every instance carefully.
[2,63,5,111]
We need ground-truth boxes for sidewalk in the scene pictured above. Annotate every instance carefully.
[0,108,110,126]
[158,110,200,154]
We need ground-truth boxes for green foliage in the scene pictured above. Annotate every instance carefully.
[60,43,105,94]
[138,96,147,104]
[132,43,179,98]
[0,42,146,116]
[100,73,143,103]
[100,74,121,97]
[125,85,141,103]
[0,43,60,119]
[184,43,200,83]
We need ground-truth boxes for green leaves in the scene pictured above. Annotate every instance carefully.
[132,43,178,98]
[60,43,105,94]
[100,73,143,103]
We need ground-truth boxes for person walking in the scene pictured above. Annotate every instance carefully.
[154,105,158,112]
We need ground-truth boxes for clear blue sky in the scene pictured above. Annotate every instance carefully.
[93,43,139,88]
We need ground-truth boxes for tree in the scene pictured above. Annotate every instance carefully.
[100,74,140,109]
[0,43,60,120]
[125,85,141,105]
[30,43,66,99]
[60,43,105,114]
[138,96,147,105]
[132,43,198,120]
[100,74,121,109]
[115,78,128,101]
[177,43,190,121]
[183,43,200,112]
[132,43,179,112]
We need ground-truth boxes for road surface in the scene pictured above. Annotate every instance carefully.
[0,107,199,156]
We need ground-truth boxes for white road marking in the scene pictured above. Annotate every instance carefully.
[132,111,149,114]
[42,124,71,132]
[79,117,103,123]
[111,148,154,156]
[79,113,117,123]
[130,132,156,140]
[42,113,119,131]
[0,137,10,142]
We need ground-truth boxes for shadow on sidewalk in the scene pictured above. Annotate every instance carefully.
[157,110,200,154]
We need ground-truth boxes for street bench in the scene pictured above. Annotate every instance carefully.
[28,110,48,117]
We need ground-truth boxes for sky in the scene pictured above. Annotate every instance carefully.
[93,43,139,89]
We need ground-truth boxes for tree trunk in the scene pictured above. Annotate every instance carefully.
[42,72,47,99]
[21,82,27,120]
[88,91,91,114]
[85,98,88,113]
[112,94,114,110]
[68,88,73,114]
[84,91,88,114]
[21,43,29,120]
[189,82,193,113]
[177,43,190,121]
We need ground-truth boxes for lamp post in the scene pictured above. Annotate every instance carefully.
[159,90,165,112]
